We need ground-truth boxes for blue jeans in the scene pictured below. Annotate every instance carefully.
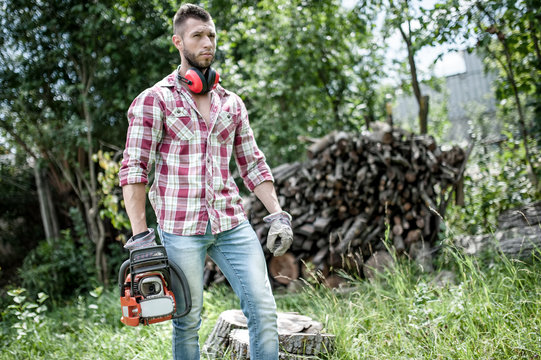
[158,221,279,360]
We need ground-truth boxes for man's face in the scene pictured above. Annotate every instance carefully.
[174,18,216,70]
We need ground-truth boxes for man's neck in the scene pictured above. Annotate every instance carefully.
[178,64,207,77]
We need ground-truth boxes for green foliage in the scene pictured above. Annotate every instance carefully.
[0,0,175,151]
[2,288,49,344]
[18,229,96,303]
[444,93,540,236]
[0,0,177,283]
[95,150,130,236]
[213,0,383,165]
[431,0,541,187]
[447,137,539,235]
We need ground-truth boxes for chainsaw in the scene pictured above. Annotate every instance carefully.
[118,245,191,326]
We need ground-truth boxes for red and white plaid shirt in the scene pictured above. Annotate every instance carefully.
[119,70,273,235]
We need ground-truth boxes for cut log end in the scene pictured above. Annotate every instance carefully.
[269,253,300,285]
[204,310,335,360]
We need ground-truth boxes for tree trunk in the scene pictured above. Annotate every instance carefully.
[81,84,108,284]
[398,23,428,135]
[419,95,429,135]
[79,181,108,285]
[477,5,539,189]
[34,165,59,241]
[496,36,538,189]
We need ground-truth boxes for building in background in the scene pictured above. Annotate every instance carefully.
[393,51,497,142]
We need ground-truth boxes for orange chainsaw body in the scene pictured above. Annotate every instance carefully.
[120,271,177,326]
[118,246,192,327]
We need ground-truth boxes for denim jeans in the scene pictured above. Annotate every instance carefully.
[158,220,279,360]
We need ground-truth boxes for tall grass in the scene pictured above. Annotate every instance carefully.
[277,247,541,359]
[1,246,540,360]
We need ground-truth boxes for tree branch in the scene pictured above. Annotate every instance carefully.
[1,126,39,160]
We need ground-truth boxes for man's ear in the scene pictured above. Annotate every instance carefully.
[172,34,183,51]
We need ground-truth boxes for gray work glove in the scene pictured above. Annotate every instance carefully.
[124,228,157,251]
[263,211,293,257]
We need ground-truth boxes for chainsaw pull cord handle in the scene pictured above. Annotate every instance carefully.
[168,260,192,318]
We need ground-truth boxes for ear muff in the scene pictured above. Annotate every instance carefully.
[184,68,205,94]
[205,68,220,92]
[183,67,220,94]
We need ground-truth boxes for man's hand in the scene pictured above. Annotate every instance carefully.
[124,228,157,251]
[263,211,293,257]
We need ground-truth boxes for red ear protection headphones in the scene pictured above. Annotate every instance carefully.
[177,67,220,94]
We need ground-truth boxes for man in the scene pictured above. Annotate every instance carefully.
[119,3,293,360]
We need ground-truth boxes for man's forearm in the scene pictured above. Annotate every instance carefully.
[253,180,282,214]
[122,183,148,235]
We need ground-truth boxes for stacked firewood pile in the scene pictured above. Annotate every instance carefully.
[204,124,467,288]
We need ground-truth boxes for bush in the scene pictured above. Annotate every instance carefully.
[446,133,539,235]
[0,160,44,289]
[0,288,49,345]
[18,229,96,303]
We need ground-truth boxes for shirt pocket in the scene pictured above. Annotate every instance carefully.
[165,115,194,141]
[216,112,236,144]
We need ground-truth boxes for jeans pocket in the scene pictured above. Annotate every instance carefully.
[157,226,167,246]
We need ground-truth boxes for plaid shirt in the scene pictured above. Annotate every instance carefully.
[119,70,273,235]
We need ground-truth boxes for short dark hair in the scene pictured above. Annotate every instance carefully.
[173,4,212,36]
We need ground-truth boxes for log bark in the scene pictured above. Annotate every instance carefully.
[229,329,335,359]
[203,310,334,360]
[497,201,541,230]
[202,309,248,358]
[456,201,541,259]
[456,226,541,259]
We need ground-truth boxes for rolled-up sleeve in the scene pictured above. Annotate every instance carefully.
[233,97,274,192]
[119,90,164,187]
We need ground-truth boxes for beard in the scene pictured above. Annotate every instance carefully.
[183,48,214,71]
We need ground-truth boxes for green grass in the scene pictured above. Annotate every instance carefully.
[1,248,540,360]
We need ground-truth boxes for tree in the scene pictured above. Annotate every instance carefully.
[431,0,540,190]
[211,0,384,164]
[0,148,44,288]
[0,0,176,283]
[369,0,437,134]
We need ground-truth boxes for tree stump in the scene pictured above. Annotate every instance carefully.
[202,310,248,358]
[202,310,335,359]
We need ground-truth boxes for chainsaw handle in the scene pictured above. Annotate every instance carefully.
[168,260,192,318]
[118,259,131,297]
